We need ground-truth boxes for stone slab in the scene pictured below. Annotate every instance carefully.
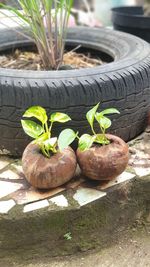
[134,167,150,177]
[0,169,20,180]
[49,195,69,208]
[0,199,16,214]
[97,172,136,191]
[11,162,23,173]
[73,187,106,206]
[0,158,10,170]
[11,186,65,205]
[23,199,49,213]
[0,180,23,199]
[10,176,84,205]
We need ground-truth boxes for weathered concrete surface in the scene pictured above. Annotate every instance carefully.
[1,223,149,267]
[0,175,149,264]
[51,228,150,267]
[0,129,150,264]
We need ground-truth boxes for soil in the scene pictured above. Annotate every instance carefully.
[0,221,149,267]
[0,48,103,70]
[47,227,150,267]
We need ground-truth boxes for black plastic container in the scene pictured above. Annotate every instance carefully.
[111,6,150,43]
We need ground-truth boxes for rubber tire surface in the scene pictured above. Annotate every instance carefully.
[0,27,150,155]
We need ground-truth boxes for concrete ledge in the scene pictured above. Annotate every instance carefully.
[0,175,149,260]
[0,129,150,260]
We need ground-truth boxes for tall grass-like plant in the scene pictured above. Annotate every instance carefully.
[0,0,73,70]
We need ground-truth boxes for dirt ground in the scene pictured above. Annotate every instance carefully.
[1,221,149,267]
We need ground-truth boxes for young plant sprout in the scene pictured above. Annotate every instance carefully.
[76,103,128,182]
[0,0,73,70]
[21,106,77,158]
[78,103,120,151]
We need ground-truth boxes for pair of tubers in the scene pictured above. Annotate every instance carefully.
[22,134,129,189]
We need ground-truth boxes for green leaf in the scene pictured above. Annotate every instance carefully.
[78,134,96,152]
[58,129,77,151]
[21,120,44,139]
[95,134,110,145]
[35,132,49,143]
[99,116,111,130]
[36,137,58,156]
[95,108,120,123]
[86,103,100,133]
[43,137,57,152]
[0,3,30,24]
[0,0,74,70]
[23,106,47,124]
[99,108,120,116]
[95,112,103,123]
[44,137,57,147]
[64,232,72,240]
[50,112,71,123]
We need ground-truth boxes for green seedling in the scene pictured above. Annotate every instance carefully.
[21,106,77,158]
[64,232,72,240]
[78,103,120,151]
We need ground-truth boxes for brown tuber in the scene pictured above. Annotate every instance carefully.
[76,134,129,181]
[22,143,77,189]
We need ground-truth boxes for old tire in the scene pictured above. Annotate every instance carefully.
[0,27,150,155]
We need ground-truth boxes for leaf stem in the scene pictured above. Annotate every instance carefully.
[49,121,53,136]
[45,121,50,137]
[40,144,50,158]
[91,126,97,136]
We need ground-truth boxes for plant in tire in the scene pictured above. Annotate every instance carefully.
[76,103,129,181]
[21,106,77,189]
[0,0,73,70]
